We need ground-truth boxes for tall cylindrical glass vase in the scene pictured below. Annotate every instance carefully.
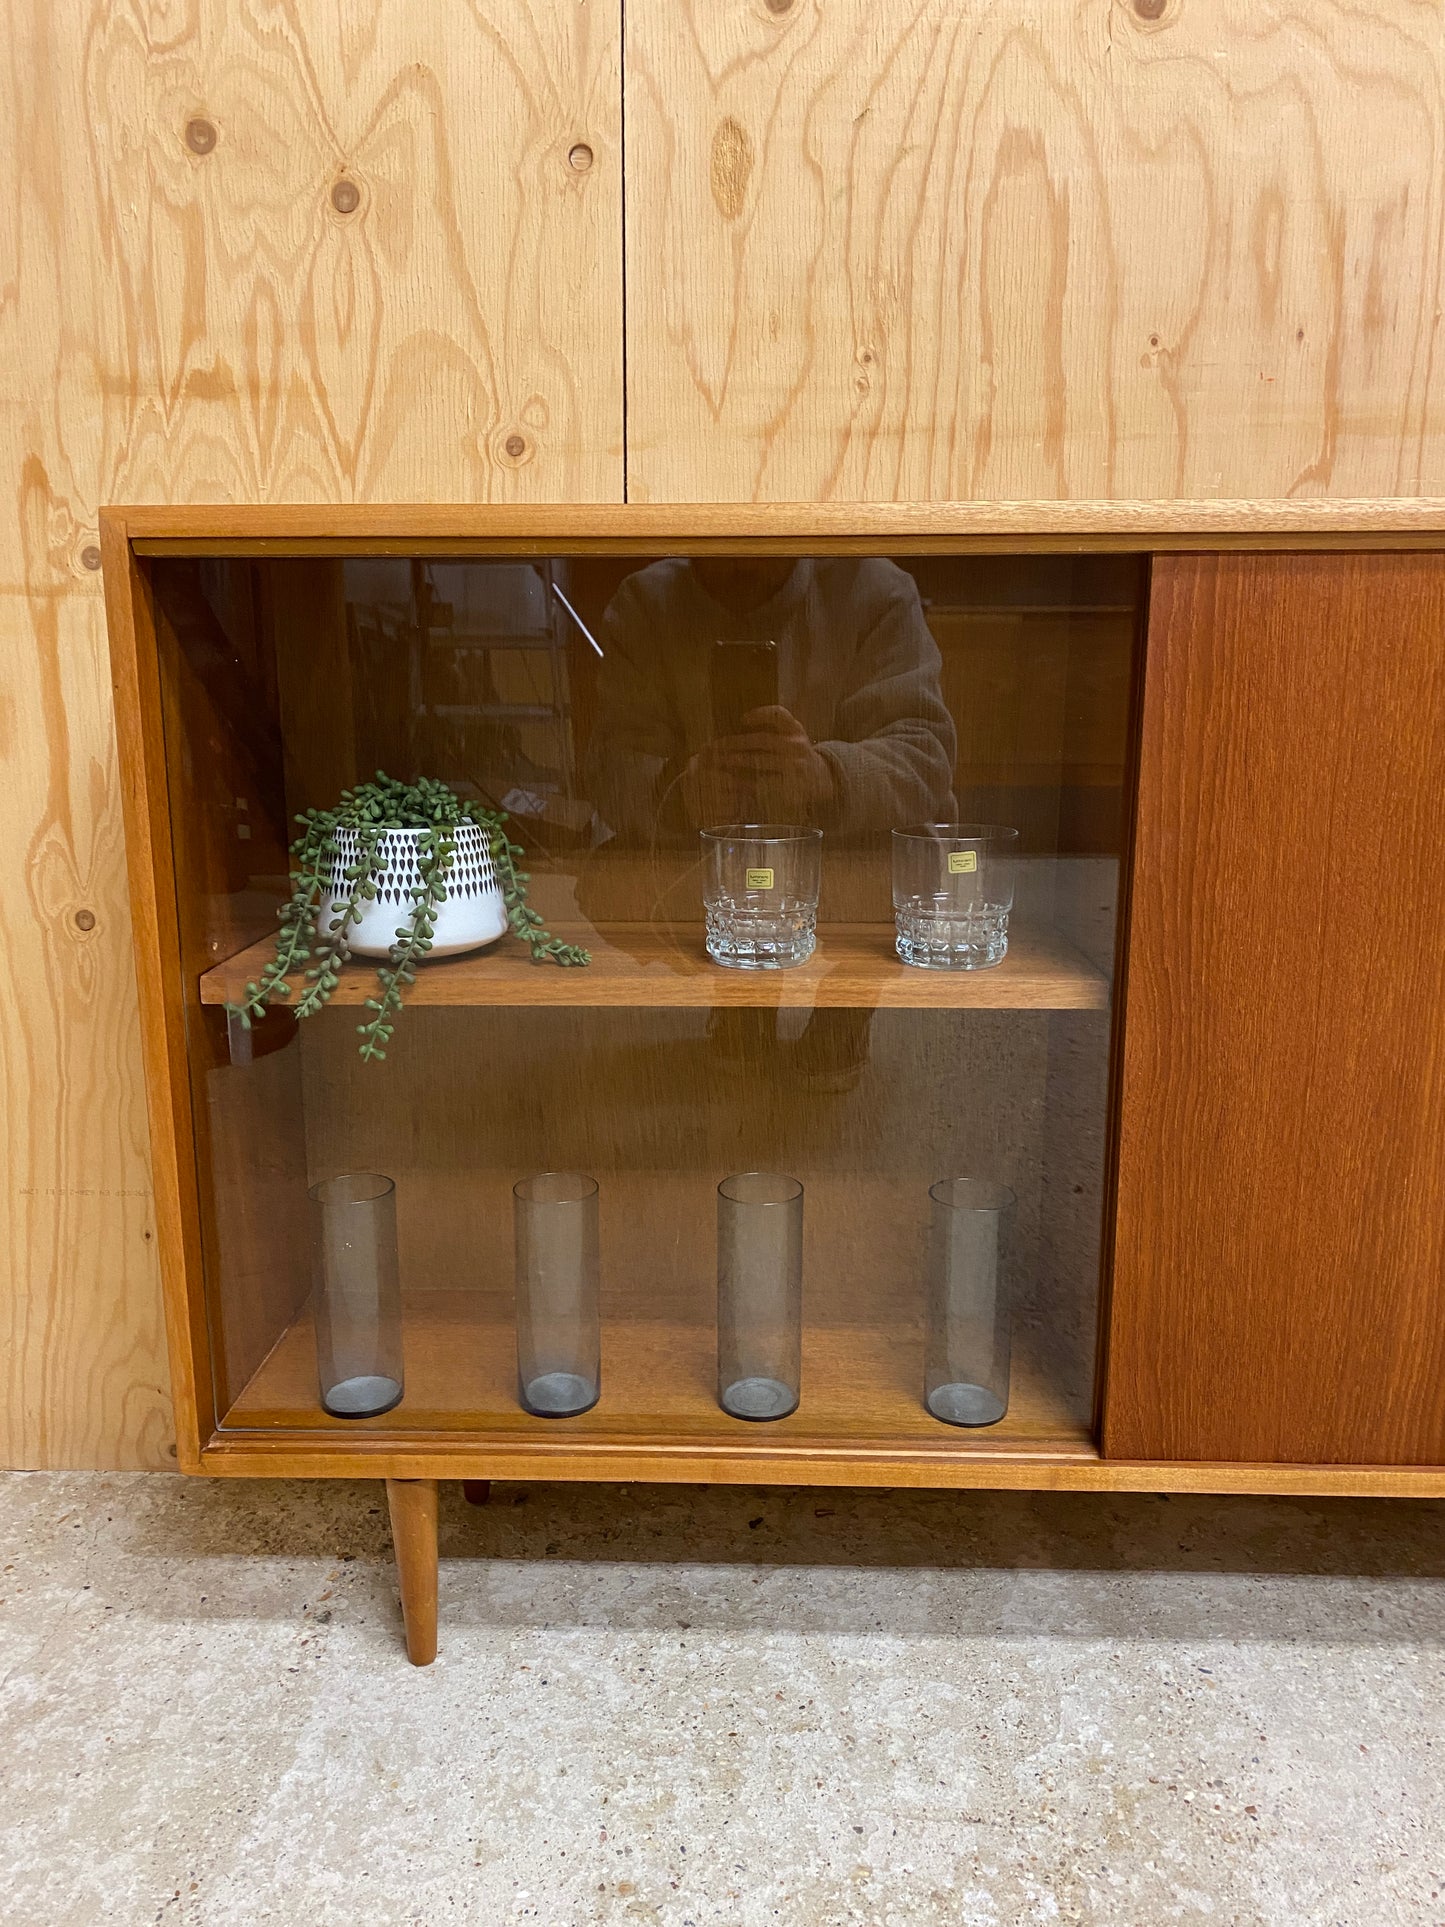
[717,1172,803,1421]
[514,1172,602,1418]
[924,1177,1015,1426]
[309,1172,404,1419]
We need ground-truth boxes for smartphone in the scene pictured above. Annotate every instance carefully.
[710,639,778,738]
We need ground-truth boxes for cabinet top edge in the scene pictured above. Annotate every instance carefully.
[102,498,1445,558]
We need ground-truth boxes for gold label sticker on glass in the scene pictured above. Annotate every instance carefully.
[948,850,979,875]
[746,866,775,890]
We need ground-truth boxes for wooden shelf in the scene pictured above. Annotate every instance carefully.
[200,923,1109,1011]
[221,1288,1094,1464]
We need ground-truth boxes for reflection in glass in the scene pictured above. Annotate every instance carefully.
[717,1172,804,1420]
[151,547,1141,1444]
[925,1177,1015,1426]
[309,1172,404,1418]
[892,824,1020,969]
[514,1172,601,1417]
[585,559,957,846]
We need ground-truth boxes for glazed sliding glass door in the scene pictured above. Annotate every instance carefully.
[146,546,1143,1471]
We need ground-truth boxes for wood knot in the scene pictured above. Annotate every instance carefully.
[80,545,102,572]
[710,117,754,223]
[502,432,529,461]
[73,908,96,932]
[763,0,794,13]
[1132,0,1168,17]
[184,118,217,155]
[330,178,361,215]
[568,143,594,172]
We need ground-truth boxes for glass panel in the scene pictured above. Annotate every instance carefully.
[150,550,1142,1453]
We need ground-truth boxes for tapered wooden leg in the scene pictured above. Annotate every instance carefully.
[385,1478,438,1666]
[462,1479,492,1506]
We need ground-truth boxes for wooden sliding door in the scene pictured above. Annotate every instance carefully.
[1104,553,1445,1465]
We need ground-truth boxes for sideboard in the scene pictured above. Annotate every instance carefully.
[101,502,1445,1661]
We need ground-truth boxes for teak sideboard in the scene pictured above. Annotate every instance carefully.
[101,503,1445,1664]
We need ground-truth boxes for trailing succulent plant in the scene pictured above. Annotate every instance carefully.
[225,772,588,1062]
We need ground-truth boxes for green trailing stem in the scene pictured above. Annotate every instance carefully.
[224,772,589,1061]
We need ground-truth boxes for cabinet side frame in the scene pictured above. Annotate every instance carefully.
[1090,558,1154,1445]
[101,513,215,1468]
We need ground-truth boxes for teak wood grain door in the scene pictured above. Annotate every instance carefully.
[1104,553,1445,1465]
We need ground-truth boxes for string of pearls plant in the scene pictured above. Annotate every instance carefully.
[225,773,588,1061]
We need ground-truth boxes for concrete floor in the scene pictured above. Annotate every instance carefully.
[0,1474,1442,1926]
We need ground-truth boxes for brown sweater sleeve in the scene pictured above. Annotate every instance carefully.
[814,577,957,835]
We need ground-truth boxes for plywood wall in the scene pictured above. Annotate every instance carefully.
[6,0,1445,1468]
[624,0,1445,502]
[0,0,623,1468]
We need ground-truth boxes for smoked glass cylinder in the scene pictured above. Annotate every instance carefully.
[309,1172,404,1419]
[717,1172,803,1421]
[514,1172,601,1418]
[924,1178,1015,1426]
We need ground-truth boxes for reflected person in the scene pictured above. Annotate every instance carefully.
[584,558,957,1089]
[585,558,956,844]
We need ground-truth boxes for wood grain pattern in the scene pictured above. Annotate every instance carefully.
[385,1477,438,1666]
[121,498,1445,556]
[198,1433,1445,1497]
[102,529,225,1470]
[13,1,623,537]
[0,549,172,1470]
[625,1,1445,503]
[1104,553,1445,1465]
[225,1289,1090,1454]
[200,923,1108,1012]
[1,1,623,1467]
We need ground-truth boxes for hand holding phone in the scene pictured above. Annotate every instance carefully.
[683,643,836,825]
[710,639,779,740]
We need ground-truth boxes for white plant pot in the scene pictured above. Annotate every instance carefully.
[320,822,508,960]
